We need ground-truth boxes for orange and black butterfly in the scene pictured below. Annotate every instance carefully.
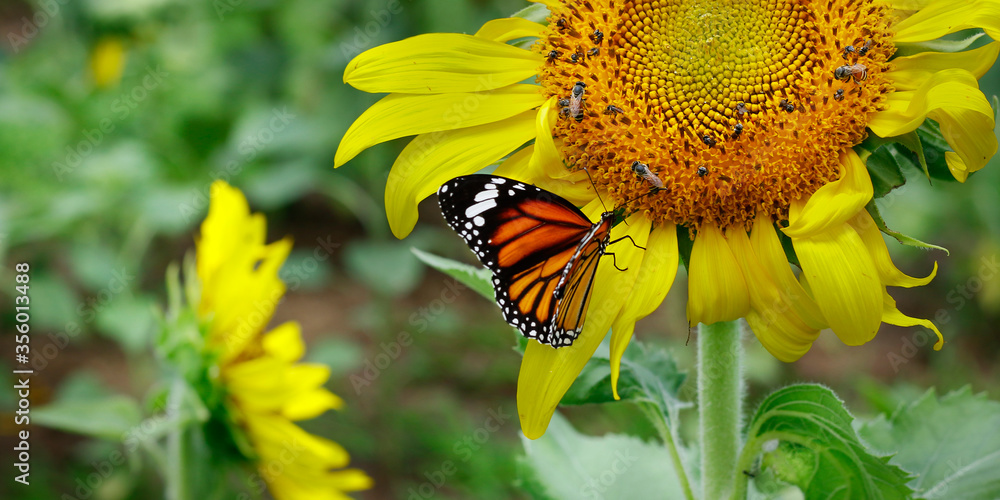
[437,174,620,347]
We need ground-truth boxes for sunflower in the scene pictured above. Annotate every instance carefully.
[336,0,998,438]
[197,181,372,499]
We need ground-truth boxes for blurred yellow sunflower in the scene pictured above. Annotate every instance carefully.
[197,181,372,499]
[336,0,998,438]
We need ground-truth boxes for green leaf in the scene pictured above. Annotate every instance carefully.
[866,146,907,198]
[915,119,960,182]
[562,341,688,421]
[742,384,914,500]
[859,387,1000,500]
[519,412,686,499]
[33,396,143,440]
[676,225,694,270]
[890,131,932,180]
[512,3,550,24]
[866,201,949,255]
[893,32,987,57]
[411,247,494,301]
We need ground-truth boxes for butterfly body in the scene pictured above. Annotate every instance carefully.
[437,175,613,347]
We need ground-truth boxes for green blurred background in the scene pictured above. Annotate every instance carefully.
[0,0,998,498]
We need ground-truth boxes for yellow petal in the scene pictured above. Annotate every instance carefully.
[686,224,750,325]
[197,181,260,285]
[887,42,1000,91]
[204,237,292,361]
[262,322,305,362]
[517,203,644,439]
[847,211,938,288]
[750,216,826,330]
[493,143,595,206]
[246,413,351,468]
[610,223,677,399]
[523,99,608,202]
[529,0,562,10]
[791,222,882,345]
[385,110,537,238]
[335,85,544,167]
[530,98,576,180]
[344,33,542,94]
[888,0,934,9]
[782,149,872,238]
[269,469,373,500]
[892,0,1000,43]
[475,17,546,42]
[745,309,817,362]
[869,68,997,181]
[881,291,945,350]
[283,388,344,421]
[727,225,819,362]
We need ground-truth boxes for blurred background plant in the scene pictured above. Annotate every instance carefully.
[0,0,998,499]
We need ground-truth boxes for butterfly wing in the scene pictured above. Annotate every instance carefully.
[549,215,612,345]
[437,174,607,346]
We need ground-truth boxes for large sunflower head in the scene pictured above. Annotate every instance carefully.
[337,0,999,438]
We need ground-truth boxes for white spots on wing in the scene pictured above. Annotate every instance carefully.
[475,189,499,202]
[473,216,485,227]
[484,183,497,190]
[465,222,473,229]
[513,184,526,190]
[492,177,506,184]
[509,190,516,196]
[439,184,448,193]
[465,199,496,218]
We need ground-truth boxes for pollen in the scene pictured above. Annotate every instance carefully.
[538,0,893,229]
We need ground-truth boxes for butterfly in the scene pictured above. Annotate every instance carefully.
[437,174,630,347]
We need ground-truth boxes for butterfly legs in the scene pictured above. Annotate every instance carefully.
[603,234,648,271]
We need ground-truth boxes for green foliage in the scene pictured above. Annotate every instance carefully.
[562,341,688,419]
[412,248,495,301]
[866,201,949,254]
[859,387,1000,500]
[33,396,143,440]
[741,384,914,499]
[519,412,685,499]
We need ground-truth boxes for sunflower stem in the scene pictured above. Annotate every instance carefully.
[640,402,695,500]
[165,379,191,500]
[697,320,744,500]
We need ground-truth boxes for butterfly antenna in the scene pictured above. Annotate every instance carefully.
[580,165,610,213]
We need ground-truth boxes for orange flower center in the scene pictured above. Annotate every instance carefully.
[537,0,893,229]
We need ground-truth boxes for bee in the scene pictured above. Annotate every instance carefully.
[780,98,795,112]
[702,134,716,147]
[590,29,604,45]
[558,98,571,118]
[834,88,845,101]
[732,123,743,139]
[570,52,581,63]
[604,104,624,115]
[842,45,856,59]
[546,50,560,62]
[568,81,586,121]
[556,17,568,30]
[735,102,749,116]
[587,47,600,57]
[631,161,665,190]
[857,39,873,57]
[834,64,867,83]
[697,166,709,177]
